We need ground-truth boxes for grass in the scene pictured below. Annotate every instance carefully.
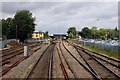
[67,40,120,59]
[81,45,120,59]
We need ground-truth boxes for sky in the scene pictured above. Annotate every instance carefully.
[1,0,119,35]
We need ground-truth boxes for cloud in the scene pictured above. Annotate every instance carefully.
[2,2,57,14]
[1,2,118,34]
[2,0,119,2]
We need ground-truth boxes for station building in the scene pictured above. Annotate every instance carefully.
[32,31,44,40]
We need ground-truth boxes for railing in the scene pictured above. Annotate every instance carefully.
[0,39,16,49]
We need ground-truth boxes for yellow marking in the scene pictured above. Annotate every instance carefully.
[28,63,34,69]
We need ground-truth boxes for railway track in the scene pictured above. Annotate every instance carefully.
[75,45,120,67]
[93,55,120,77]
[85,50,120,68]
[1,40,119,79]
[83,49,120,75]
[58,42,79,79]
[65,41,120,79]
[25,43,55,79]
[1,42,42,76]
[2,48,23,57]
[71,44,120,76]
[61,41,102,80]
[67,41,120,61]
[56,47,69,80]
[2,42,42,64]
[1,48,17,53]
[66,41,120,68]
[85,49,120,63]
[2,44,41,65]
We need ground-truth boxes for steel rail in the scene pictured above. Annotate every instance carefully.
[56,47,69,80]
[24,44,52,80]
[72,42,120,63]
[74,45,120,79]
[85,50,120,69]
[1,43,43,76]
[62,41,102,80]
[74,46,103,79]
[59,42,78,79]
[67,41,120,68]
[48,44,55,80]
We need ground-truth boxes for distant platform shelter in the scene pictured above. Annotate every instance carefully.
[52,34,68,39]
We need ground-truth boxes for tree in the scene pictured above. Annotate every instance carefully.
[6,18,14,39]
[44,31,49,39]
[68,33,75,39]
[91,27,98,39]
[1,18,15,39]
[79,26,119,40]
[98,28,107,39]
[67,27,76,39]
[76,31,80,38]
[13,10,36,42]
[79,27,92,39]
[2,19,7,36]
[113,27,119,40]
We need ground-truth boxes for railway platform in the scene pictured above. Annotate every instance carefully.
[2,43,50,78]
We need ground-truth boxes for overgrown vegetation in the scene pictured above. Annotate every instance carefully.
[44,31,50,39]
[67,27,77,39]
[67,26,119,40]
[79,27,119,40]
[82,45,119,58]
[2,10,36,42]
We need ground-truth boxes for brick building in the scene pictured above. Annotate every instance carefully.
[32,31,44,40]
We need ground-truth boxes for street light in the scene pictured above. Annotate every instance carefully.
[93,18,100,39]
[16,25,17,41]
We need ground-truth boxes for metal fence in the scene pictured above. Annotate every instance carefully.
[25,39,46,43]
[0,39,16,49]
[75,40,119,52]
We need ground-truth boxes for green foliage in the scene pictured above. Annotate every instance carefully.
[68,33,75,39]
[76,31,80,38]
[13,10,36,42]
[91,27,97,39]
[67,27,77,39]
[79,27,92,39]
[98,28,107,39]
[2,19,8,36]
[82,45,119,58]
[44,31,49,39]
[79,26,119,40]
[1,10,36,42]
[2,18,14,38]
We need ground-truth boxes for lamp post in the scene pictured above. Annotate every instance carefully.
[16,25,17,42]
[93,18,100,39]
[92,18,100,48]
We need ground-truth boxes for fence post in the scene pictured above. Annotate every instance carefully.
[24,46,28,57]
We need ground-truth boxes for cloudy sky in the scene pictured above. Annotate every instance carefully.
[1,1,119,34]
